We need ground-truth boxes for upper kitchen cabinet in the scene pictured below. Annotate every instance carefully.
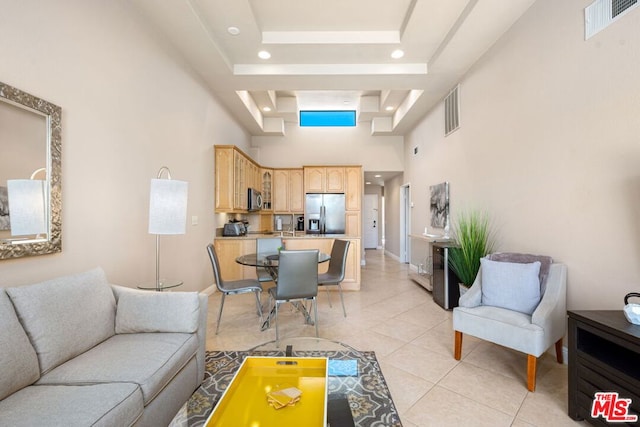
[261,168,273,211]
[273,168,304,213]
[304,166,345,193]
[344,166,362,211]
[214,146,234,212]
[214,145,261,213]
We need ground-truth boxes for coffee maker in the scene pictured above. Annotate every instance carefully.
[296,216,304,231]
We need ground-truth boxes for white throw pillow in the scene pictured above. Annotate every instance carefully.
[480,258,542,314]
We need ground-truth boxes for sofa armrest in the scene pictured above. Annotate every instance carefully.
[531,263,567,344]
[111,285,200,334]
[195,292,208,383]
[458,267,482,308]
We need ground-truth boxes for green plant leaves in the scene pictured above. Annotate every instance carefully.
[447,210,495,287]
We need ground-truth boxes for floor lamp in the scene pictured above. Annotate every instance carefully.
[148,166,188,291]
[7,168,48,238]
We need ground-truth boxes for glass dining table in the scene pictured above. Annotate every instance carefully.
[235,251,331,331]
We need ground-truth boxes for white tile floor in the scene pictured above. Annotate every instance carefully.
[205,248,586,426]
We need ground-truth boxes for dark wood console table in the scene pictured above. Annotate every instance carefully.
[568,310,640,425]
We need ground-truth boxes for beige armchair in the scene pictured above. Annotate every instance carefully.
[452,254,567,391]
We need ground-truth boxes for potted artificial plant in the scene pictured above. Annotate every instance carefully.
[447,210,496,294]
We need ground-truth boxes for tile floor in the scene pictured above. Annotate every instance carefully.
[205,248,585,426]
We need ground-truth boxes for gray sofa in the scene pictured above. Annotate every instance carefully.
[0,267,208,427]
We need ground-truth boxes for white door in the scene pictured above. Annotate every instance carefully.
[363,194,378,249]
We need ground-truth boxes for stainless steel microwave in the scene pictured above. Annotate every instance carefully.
[248,188,262,211]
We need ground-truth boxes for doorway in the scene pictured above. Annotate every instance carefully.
[363,194,379,249]
[400,184,410,263]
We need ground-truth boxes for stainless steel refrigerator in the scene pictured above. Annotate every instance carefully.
[305,193,345,234]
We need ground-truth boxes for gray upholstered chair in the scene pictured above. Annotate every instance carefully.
[268,249,319,345]
[256,237,282,283]
[318,239,350,317]
[207,244,263,334]
[452,253,567,392]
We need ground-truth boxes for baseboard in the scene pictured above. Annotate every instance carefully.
[384,250,401,262]
[202,285,216,296]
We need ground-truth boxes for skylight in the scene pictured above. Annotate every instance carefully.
[299,110,356,127]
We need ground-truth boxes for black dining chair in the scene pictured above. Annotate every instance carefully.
[256,237,282,284]
[318,239,350,317]
[268,249,319,345]
[207,244,263,334]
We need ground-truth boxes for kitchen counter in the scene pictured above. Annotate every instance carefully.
[216,233,357,240]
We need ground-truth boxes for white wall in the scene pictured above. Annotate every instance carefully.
[0,0,250,290]
[252,121,404,170]
[401,0,640,310]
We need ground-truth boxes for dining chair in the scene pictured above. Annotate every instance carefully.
[207,244,263,334]
[256,237,282,283]
[318,239,350,317]
[268,249,319,345]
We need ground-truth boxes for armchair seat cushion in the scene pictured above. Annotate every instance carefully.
[480,258,541,314]
[453,305,545,356]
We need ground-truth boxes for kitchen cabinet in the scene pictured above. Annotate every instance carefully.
[345,212,361,237]
[215,145,261,213]
[213,239,257,281]
[214,146,234,212]
[273,168,304,213]
[261,169,273,211]
[344,166,361,211]
[304,167,345,193]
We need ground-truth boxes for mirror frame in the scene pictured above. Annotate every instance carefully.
[0,81,62,259]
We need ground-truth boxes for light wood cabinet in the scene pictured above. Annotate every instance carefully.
[273,168,304,213]
[304,166,345,193]
[213,239,257,281]
[344,166,361,211]
[214,146,234,212]
[215,145,262,213]
[261,169,273,211]
[345,211,361,237]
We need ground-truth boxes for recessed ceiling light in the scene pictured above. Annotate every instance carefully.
[391,49,404,59]
[227,26,240,36]
[385,106,395,111]
[258,50,271,60]
[374,174,381,178]
[262,106,271,112]
[365,181,372,185]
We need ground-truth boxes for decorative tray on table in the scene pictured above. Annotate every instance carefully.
[205,356,328,427]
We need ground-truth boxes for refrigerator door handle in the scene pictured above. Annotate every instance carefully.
[320,205,326,233]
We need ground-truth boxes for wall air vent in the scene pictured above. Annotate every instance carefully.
[444,85,460,136]
[585,0,638,39]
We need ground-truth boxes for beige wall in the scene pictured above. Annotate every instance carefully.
[0,0,250,290]
[401,0,640,310]
[251,122,404,170]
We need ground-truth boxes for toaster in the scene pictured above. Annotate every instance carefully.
[223,223,245,236]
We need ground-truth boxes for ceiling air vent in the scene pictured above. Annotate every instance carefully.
[444,85,460,136]
[585,0,638,39]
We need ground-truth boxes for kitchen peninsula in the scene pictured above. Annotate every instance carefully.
[213,145,363,290]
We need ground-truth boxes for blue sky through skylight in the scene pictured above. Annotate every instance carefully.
[299,110,356,127]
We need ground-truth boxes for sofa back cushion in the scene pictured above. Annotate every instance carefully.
[6,268,116,375]
[0,289,40,400]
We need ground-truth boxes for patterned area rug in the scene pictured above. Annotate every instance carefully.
[170,349,402,427]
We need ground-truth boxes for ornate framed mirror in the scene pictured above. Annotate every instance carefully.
[0,81,62,259]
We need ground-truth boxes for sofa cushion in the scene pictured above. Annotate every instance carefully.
[0,383,142,427]
[37,332,198,405]
[480,258,542,315]
[115,290,200,334]
[6,267,116,375]
[0,290,40,400]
